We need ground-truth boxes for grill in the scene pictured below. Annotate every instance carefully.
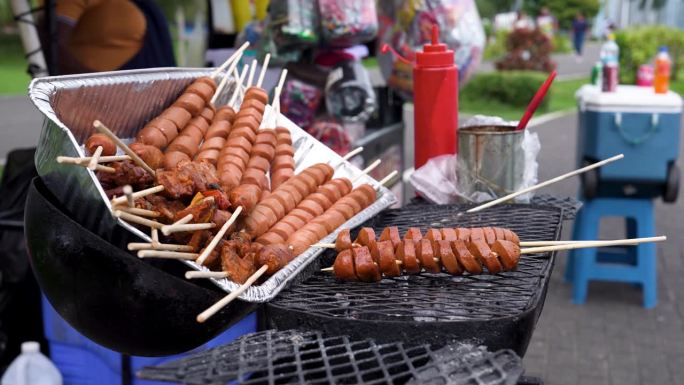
[138,329,524,385]
[265,203,564,355]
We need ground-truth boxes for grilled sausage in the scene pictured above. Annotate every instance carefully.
[467,239,502,274]
[174,93,205,116]
[185,81,215,103]
[215,106,236,123]
[163,151,191,170]
[491,240,521,271]
[229,184,262,213]
[128,143,164,170]
[404,228,423,243]
[440,228,458,242]
[435,240,462,275]
[417,239,440,273]
[353,246,381,282]
[136,126,167,148]
[85,133,117,156]
[451,240,482,274]
[160,106,193,131]
[396,241,421,274]
[333,249,357,281]
[379,226,402,248]
[376,240,401,277]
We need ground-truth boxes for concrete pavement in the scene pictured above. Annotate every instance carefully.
[523,113,684,385]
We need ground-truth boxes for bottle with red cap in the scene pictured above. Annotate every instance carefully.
[413,25,459,169]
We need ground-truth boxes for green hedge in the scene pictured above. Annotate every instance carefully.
[616,26,684,83]
[461,71,550,108]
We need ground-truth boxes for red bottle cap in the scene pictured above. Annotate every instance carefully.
[416,25,454,68]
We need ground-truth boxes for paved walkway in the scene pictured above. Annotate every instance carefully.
[523,113,684,385]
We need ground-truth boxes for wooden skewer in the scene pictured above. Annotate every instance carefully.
[162,222,216,235]
[520,236,666,254]
[93,120,156,176]
[312,242,361,249]
[128,242,195,251]
[210,69,232,105]
[197,265,268,323]
[519,240,621,247]
[246,59,257,88]
[122,185,134,208]
[319,236,666,273]
[256,53,271,88]
[210,41,249,78]
[229,64,250,107]
[185,271,229,279]
[352,159,381,183]
[150,228,160,247]
[87,146,103,171]
[196,206,243,265]
[57,155,131,164]
[113,210,163,229]
[62,162,115,173]
[342,147,363,161]
[111,185,164,206]
[138,250,199,260]
[467,154,624,213]
[160,213,194,235]
[117,206,160,218]
[376,170,399,189]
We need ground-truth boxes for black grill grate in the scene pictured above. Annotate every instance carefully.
[270,204,561,321]
[265,204,563,354]
[530,194,582,221]
[137,330,523,385]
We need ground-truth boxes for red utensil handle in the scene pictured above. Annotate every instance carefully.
[517,70,557,131]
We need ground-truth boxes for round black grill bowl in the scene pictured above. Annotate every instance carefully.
[24,177,257,356]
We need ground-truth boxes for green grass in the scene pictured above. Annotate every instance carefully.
[460,76,589,121]
[0,34,32,95]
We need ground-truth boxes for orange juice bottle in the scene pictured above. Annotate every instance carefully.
[654,46,672,94]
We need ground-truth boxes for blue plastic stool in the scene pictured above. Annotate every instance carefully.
[564,197,657,308]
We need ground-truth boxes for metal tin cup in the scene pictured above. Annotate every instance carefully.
[457,125,525,198]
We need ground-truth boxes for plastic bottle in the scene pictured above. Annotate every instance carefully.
[1,342,62,385]
[654,46,672,94]
[600,33,620,92]
[413,24,459,169]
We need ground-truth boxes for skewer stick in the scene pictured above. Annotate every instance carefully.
[57,155,130,164]
[138,250,199,260]
[118,207,160,218]
[87,146,103,171]
[197,265,268,323]
[160,213,193,235]
[319,236,667,273]
[113,210,163,229]
[150,228,160,247]
[352,159,381,183]
[520,236,666,254]
[229,64,250,107]
[273,69,288,127]
[343,147,363,161]
[128,242,195,251]
[256,53,271,88]
[196,206,243,265]
[246,59,257,88]
[312,242,361,249]
[93,120,156,176]
[210,70,232,105]
[186,271,229,279]
[467,154,625,213]
[122,185,135,208]
[111,185,164,206]
[162,222,216,235]
[210,41,249,78]
[519,240,622,247]
[61,162,116,173]
[377,170,399,189]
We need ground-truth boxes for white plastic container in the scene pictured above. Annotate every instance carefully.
[1,342,62,385]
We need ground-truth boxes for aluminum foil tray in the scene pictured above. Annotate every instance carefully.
[29,68,397,303]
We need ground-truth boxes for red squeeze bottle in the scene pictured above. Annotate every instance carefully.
[413,25,458,169]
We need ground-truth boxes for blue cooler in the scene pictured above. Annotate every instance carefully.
[576,85,682,201]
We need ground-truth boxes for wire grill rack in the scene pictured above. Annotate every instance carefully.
[137,330,523,385]
[265,203,563,354]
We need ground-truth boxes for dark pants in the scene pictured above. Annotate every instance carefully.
[573,32,585,55]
